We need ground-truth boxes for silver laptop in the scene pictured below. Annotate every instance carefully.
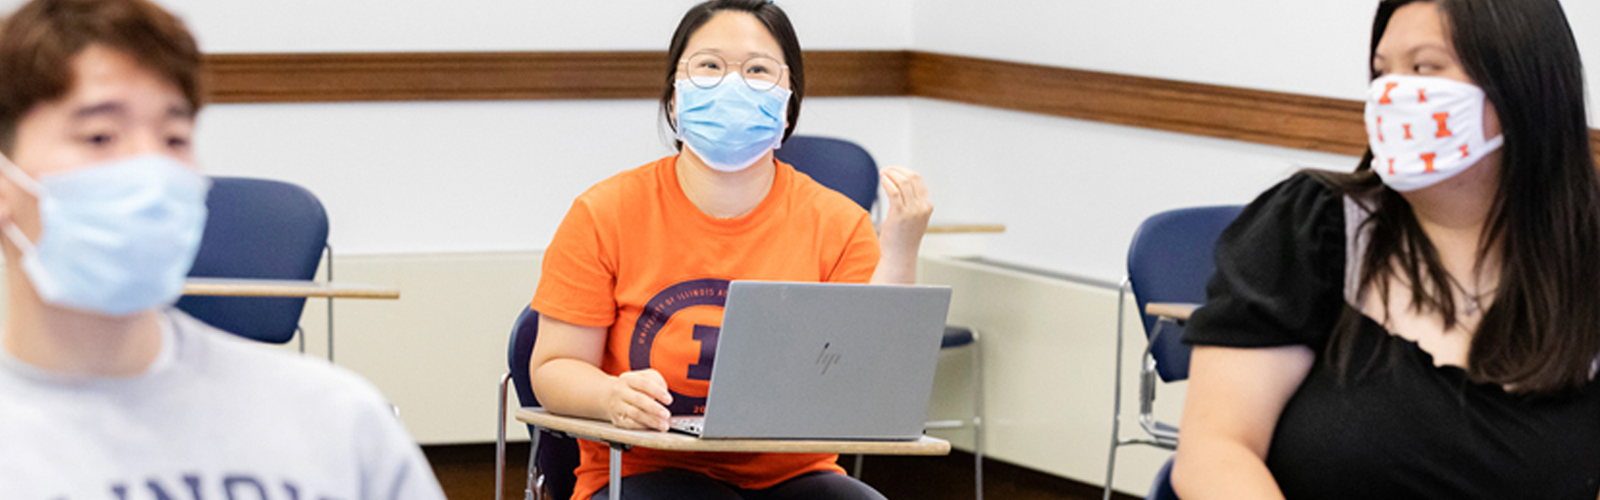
[668,280,952,440]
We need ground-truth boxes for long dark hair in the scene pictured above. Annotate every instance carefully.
[1313,0,1600,394]
[659,0,805,147]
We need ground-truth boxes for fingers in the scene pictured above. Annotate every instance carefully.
[610,369,672,432]
[881,167,931,215]
[883,168,920,198]
[888,167,926,204]
[614,409,660,432]
[616,389,671,431]
[881,168,907,193]
[609,386,670,431]
[905,172,927,208]
[881,171,904,208]
[625,369,673,406]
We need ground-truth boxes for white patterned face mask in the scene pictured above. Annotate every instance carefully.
[1365,74,1504,192]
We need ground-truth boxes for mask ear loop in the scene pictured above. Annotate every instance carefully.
[0,156,43,196]
[2,223,35,254]
[673,80,687,144]
[771,88,790,152]
[0,155,42,254]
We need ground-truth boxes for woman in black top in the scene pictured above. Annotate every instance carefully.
[1172,1,1600,499]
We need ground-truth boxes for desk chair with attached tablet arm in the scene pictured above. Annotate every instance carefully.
[176,177,330,350]
[1103,205,1242,500]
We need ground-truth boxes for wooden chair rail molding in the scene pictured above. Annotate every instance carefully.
[203,50,1600,160]
[204,51,908,103]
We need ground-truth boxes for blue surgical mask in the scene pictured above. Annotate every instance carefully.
[1,155,210,316]
[675,76,792,172]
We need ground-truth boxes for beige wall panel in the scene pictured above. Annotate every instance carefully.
[294,251,544,445]
[919,255,1186,496]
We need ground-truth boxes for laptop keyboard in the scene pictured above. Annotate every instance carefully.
[668,416,704,436]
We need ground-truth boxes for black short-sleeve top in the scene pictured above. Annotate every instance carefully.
[1185,173,1600,500]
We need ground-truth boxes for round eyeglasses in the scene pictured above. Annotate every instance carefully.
[678,51,788,92]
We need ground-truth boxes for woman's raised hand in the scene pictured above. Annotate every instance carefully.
[873,166,933,284]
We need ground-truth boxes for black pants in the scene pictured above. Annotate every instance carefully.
[591,469,887,500]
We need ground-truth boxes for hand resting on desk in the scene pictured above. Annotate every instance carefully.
[529,315,676,434]
[608,369,674,432]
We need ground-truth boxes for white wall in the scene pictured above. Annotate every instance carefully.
[908,0,1600,282]
[908,98,1355,283]
[914,1,1374,101]
[79,0,915,52]
[913,0,1600,114]
[157,0,917,255]
[0,0,919,253]
[195,98,911,255]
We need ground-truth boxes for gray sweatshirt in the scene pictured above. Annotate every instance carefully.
[0,310,447,500]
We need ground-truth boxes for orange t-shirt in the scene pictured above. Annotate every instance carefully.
[531,155,880,500]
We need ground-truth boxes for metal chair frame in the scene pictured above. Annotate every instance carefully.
[924,329,984,500]
[499,374,546,500]
[290,243,338,361]
[1104,280,1183,500]
[497,307,569,500]
[861,328,984,500]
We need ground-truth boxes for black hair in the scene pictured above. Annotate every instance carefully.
[1313,0,1600,394]
[659,0,804,147]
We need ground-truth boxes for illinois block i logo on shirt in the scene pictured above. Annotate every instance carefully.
[629,278,730,415]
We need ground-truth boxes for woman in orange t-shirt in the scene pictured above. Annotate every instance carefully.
[528,1,932,499]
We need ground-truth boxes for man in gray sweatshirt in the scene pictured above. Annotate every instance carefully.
[0,1,447,499]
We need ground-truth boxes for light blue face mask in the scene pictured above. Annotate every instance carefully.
[675,76,793,172]
[1,155,210,316]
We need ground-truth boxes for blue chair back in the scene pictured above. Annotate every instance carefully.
[1127,205,1243,382]
[175,177,329,344]
[774,136,879,211]
[1147,457,1180,500]
[508,307,580,500]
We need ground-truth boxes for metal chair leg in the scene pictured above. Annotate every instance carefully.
[497,373,510,500]
[324,243,335,364]
[527,439,541,500]
[972,330,984,500]
[609,444,625,500]
[1103,279,1131,500]
[853,454,865,478]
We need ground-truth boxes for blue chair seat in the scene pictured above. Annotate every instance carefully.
[1148,457,1179,500]
[941,325,975,349]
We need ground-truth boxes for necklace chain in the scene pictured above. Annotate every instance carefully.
[1441,271,1490,317]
